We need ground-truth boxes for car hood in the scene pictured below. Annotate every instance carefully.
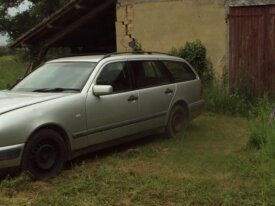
[0,90,71,115]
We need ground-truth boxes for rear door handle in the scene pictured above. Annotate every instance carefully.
[165,88,173,94]
[128,95,138,102]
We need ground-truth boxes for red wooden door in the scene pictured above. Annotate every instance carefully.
[229,6,275,95]
[267,7,275,93]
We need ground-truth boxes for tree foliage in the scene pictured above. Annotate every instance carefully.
[0,0,70,40]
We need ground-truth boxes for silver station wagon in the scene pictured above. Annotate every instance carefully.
[0,53,204,179]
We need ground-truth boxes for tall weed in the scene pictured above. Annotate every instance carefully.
[247,101,275,205]
[248,100,275,157]
[205,69,254,117]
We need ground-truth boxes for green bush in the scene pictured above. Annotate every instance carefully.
[0,55,27,89]
[170,40,214,87]
[0,46,16,57]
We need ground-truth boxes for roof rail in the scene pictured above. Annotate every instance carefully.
[58,51,173,61]
[101,51,172,60]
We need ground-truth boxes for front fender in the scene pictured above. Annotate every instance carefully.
[0,93,87,150]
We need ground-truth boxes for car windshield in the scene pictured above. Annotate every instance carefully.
[12,62,96,92]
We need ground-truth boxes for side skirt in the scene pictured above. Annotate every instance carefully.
[70,127,164,160]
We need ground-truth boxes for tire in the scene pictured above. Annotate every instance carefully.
[165,105,188,138]
[22,129,68,180]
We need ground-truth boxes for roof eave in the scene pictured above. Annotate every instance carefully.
[229,0,275,7]
[9,0,81,48]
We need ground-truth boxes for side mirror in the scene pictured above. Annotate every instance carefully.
[93,85,113,96]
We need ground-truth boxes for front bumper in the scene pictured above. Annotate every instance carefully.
[0,144,24,169]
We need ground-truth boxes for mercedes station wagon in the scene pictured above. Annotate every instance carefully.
[0,53,204,179]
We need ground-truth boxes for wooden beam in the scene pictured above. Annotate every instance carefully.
[44,1,115,48]
[10,0,81,48]
[20,42,29,48]
[75,4,87,9]
[31,47,50,71]
[47,24,60,29]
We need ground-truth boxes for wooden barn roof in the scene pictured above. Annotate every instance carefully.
[10,0,116,49]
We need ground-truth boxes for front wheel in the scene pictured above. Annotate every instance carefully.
[165,105,188,138]
[22,129,68,180]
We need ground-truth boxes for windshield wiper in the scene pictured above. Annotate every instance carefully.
[32,88,80,93]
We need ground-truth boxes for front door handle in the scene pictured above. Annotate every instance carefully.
[128,95,138,102]
[165,88,174,94]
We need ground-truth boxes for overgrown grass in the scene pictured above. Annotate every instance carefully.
[204,73,255,117]
[0,55,27,90]
[205,78,275,206]
[247,101,275,203]
[0,114,274,205]
[248,101,275,151]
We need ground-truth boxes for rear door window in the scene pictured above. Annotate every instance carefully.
[161,61,197,82]
[128,61,171,89]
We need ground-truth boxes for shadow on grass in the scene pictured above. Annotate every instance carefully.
[68,133,168,169]
[0,168,21,181]
[0,132,169,181]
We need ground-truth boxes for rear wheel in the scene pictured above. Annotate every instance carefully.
[166,105,188,138]
[22,129,67,180]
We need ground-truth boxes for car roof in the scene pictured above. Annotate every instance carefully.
[48,53,183,63]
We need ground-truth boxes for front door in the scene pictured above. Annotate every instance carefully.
[85,61,139,145]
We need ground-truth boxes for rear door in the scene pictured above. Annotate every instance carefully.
[128,60,176,131]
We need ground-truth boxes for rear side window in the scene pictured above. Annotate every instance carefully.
[128,61,171,89]
[162,61,197,82]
